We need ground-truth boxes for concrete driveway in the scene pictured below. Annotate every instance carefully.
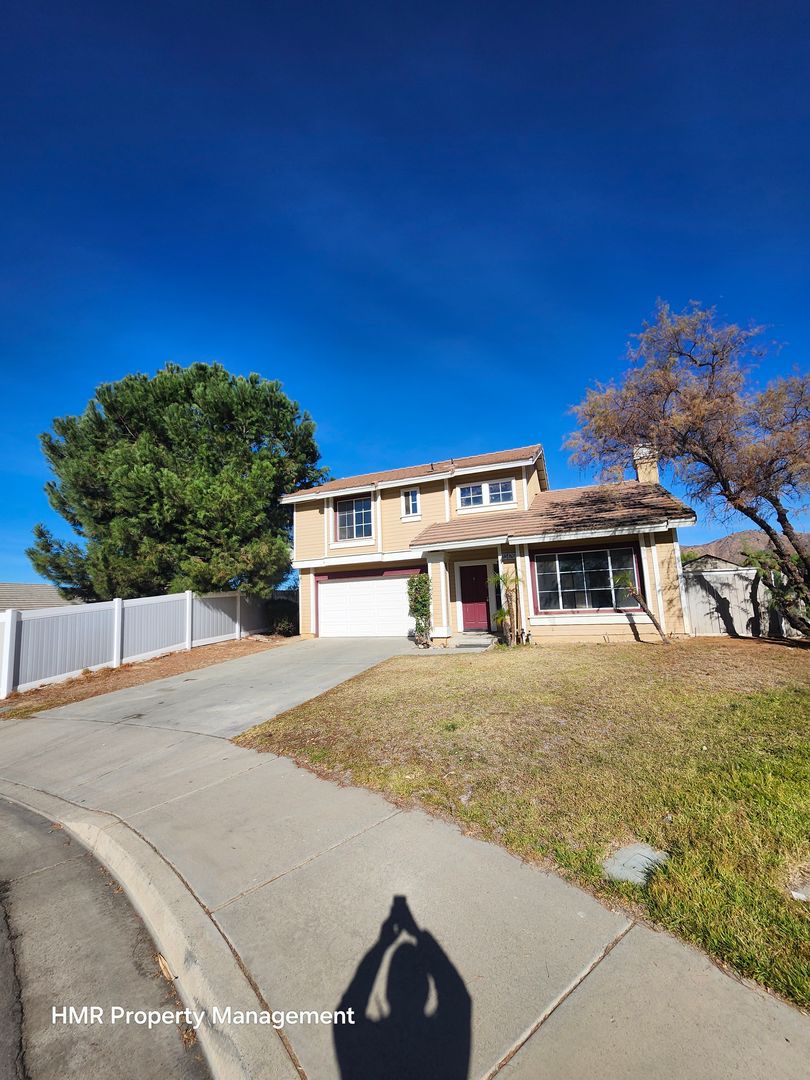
[39,637,414,736]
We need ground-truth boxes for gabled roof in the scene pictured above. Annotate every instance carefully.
[411,481,696,548]
[0,582,74,611]
[281,444,544,502]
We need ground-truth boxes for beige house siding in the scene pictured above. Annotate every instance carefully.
[526,463,543,503]
[298,569,315,637]
[380,480,446,552]
[637,540,657,623]
[427,557,448,632]
[294,503,325,561]
[650,529,687,635]
[527,621,664,643]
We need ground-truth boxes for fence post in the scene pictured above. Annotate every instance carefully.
[185,590,194,650]
[112,597,123,667]
[235,591,242,640]
[1,609,20,699]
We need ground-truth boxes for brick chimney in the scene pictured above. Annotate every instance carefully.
[633,445,659,485]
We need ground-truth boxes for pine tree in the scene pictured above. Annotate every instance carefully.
[28,363,325,600]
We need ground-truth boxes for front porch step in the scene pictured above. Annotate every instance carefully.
[448,632,497,651]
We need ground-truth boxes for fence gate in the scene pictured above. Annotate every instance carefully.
[682,568,784,638]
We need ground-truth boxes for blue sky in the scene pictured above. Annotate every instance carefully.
[1,1,808,581]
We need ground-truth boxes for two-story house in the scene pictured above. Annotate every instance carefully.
[281,443,696,643]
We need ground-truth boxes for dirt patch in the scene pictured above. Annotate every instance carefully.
[0,634,294,719]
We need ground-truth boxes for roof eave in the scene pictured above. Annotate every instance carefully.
[511,516,696,545]
[412,514,696,552]
[281,450,542,503]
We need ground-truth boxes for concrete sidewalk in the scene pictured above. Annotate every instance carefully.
[1,642,807,1079]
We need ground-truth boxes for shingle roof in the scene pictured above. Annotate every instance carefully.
[287,444,543,498]
[0,582,74,611]
[411,482,696,548]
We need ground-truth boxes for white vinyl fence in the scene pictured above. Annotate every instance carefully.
[0,590,271,698]
[682,567,794,638]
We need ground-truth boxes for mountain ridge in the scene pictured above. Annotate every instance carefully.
[682,528,810,565]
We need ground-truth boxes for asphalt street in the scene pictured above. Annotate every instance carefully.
[0,798,209,1080]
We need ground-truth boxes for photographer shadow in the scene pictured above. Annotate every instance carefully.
[333,896,471,1080]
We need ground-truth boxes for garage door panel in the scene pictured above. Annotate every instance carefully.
[318,576,415,637]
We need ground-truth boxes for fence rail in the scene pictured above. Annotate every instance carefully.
[0,590,272,698]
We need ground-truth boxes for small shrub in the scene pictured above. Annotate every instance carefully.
[271,617,295,637]
[407,572,432,646]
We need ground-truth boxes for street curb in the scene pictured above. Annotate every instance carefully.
[0,779,301,1080]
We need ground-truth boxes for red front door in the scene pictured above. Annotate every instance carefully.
[460,564,490,630]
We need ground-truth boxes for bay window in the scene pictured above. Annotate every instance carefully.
[534,547,640,611]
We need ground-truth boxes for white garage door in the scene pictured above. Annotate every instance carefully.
[318,575,415,637]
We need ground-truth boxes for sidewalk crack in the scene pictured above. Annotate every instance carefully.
[485,920,636,1078]
[210,809,403,913]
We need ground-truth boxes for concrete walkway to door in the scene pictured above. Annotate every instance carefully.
[0,638,807,1080]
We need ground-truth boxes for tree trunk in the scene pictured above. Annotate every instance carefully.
[623,585,670,644]
[506,585,517,646]
[766,496,810,580]
[710,481,810,635]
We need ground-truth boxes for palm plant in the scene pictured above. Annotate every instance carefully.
[489,569,521,646]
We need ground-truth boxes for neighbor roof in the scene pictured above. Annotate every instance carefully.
[0,582,74,611]
[411,481,696,548]
[281,444,544,501]
[681,554,745,571]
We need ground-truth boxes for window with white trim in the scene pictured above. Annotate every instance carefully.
[534,547,639,611]
[336,496,373,541]
[458,478,515,509]
[459,483,484,507]
[402,489,420,517]
[489,479,514,503]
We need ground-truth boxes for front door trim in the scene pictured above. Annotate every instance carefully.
[454,559,498,632]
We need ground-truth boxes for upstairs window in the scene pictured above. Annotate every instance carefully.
[459,483,484,508]
[458,479,516,509]
[535,547,639,611]
[402,489,420,517]
[489,480,514,503]
[336,496,373,541]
